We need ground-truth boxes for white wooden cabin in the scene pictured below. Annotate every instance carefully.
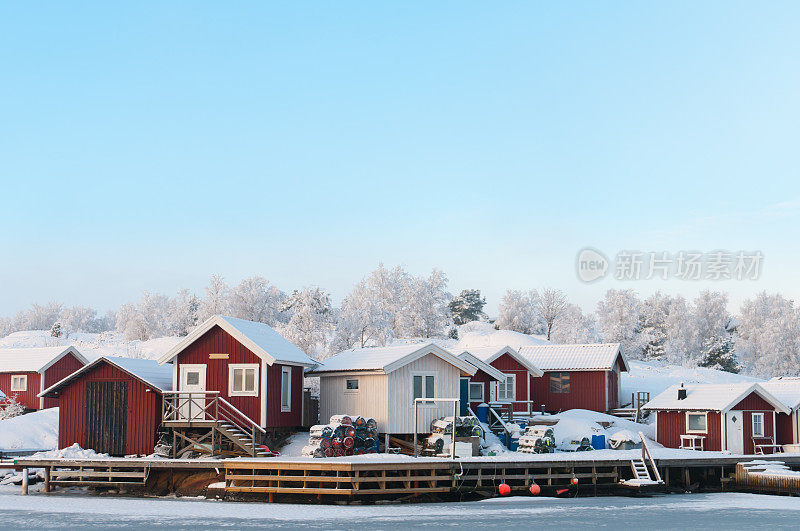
[307,343,477,438]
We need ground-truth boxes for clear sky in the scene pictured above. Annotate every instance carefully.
[2,2,799,317]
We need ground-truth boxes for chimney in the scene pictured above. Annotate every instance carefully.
[677,383,687,401]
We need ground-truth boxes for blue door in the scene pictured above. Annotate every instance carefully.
[459,378,470,416]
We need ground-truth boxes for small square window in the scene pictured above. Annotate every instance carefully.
[550,372,570,394]
[346,379,359,391]
[11,375,27,392]
[229,365,258,396]
[469,382,484,401]
[752,413,765,437]
[687,413,707,433]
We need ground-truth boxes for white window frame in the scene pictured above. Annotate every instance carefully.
[468,382,484,402]
[10,375,27,392]
[752,412,765,437]
[345,378,360,393]
[228,364,259,397]
[281,366,292,412]
[686,411,708,434]
[411,371,437,407]
[497,373,516,402]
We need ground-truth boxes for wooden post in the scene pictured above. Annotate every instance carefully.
[21,468,28,495]
[44,466,51,493]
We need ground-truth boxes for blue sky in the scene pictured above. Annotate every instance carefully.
[2,2,799,317]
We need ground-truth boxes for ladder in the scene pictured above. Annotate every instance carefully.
[630,458,652,481]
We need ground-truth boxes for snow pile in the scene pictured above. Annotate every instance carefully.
[743,461,800,478]
[455,322,549,351]
[622,359,760,400]
[29,443,109,460]
[278,432,309,458]
[0,408,58,450]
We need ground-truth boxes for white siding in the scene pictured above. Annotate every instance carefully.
[318,373,389,430]
[387,353,461,434]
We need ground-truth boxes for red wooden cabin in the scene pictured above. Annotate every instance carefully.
[643,383,790,454]
[157,315,317,431]
[518,343,627,413]
[455,350,507,413]
[457,346,543,412]
[0,346,87,410]
[40,356,172,456]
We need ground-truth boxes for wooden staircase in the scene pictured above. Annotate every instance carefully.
[621,432,664,488]
[162,392,268,458]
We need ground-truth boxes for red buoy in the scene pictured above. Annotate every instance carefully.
[571,477,579,485]
[498,483,511,496]
[529,483,541,496]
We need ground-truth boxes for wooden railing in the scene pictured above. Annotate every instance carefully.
[162,391,265,456]
[639,431,662,483]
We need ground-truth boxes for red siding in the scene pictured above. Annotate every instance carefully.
[52,361,162,455]
[607,370,619,409]
[265,363,302,427]
[742,410,776,454]
[776,413,794,445]
[467,370,494,410]
[490,353,529,411]
[530,370,608,412]
[656,410,723,451]
[732,393,775,412]
[0,371,42,410]
[42,353,85,409]
[175,325,304,428]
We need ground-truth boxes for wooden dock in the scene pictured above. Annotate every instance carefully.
[12,454,800,501]
[735,461,800,495]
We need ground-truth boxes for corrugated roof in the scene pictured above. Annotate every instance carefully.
[159,315,317,367]
[761,378,800,410]
[0,346,86,373]
[517,343,625,372]
[307,343,476,376]
[41,356,173,397]
[643,383,790,413]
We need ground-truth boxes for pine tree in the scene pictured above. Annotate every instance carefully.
[698,335,740,373]
[50,321,62,338]
[448,289,487,326]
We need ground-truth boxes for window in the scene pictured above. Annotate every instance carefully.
[412,373,436,403]
[550,372,571,394]
[752,413,765,437]
[497,374,516,401]
[687,412,707,433]
[345,379,359,392]
[229,364,258,396]
[281,367,292,412]
[10,375,27,392]
[469,382,484,401]
[186,372,200,386]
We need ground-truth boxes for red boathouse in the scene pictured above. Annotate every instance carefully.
[0,346,88,410]
[518,343,627,413]
[40,356,173,456]
[458,346,544,412]
[157,315,318,431]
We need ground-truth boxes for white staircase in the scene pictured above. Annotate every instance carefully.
[620,432,664,488]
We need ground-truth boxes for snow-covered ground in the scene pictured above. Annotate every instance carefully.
[0,408,58,450]
[622,359,760,400]
[0,330,181,361]
[0,489,798,529]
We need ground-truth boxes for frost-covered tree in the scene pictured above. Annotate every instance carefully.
[496,290,538,334]
[50,322,62,338]
[228,276,286,325]
[596,289,644,359]
[0,317,11,339]
[198,274,230,321]
[169,289,199,336]
[736,292,800,377]
[639,292,672,359]
[688,291,730,365]
[0,395,25,420]
[403,269,452,338]
[58,305,109,334]
[333,275,394,351]
[698,335,739,373]
[550,303,598,344]
[116,302,148,341]
[533,288,568,341]
[278,287,333,357]
[448,289,487,325]
[13,302,63,331]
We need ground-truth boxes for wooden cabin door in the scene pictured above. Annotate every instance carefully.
[85,381,128,456]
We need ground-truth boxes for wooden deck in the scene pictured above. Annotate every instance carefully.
[12,454,800,501]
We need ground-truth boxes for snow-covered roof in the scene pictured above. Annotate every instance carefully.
[760,378,800,410]
[41,355,174,397]
[455,324,550,352]
[0,346,88,374]
[518,343,627,372]
[459,345,544,376]
[158,315,317,367]
[454,351,507,381]
[307,343,476,376]
[643,383,790,414]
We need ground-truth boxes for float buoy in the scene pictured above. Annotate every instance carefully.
[498,483,511,496]
[529,483,541,496]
